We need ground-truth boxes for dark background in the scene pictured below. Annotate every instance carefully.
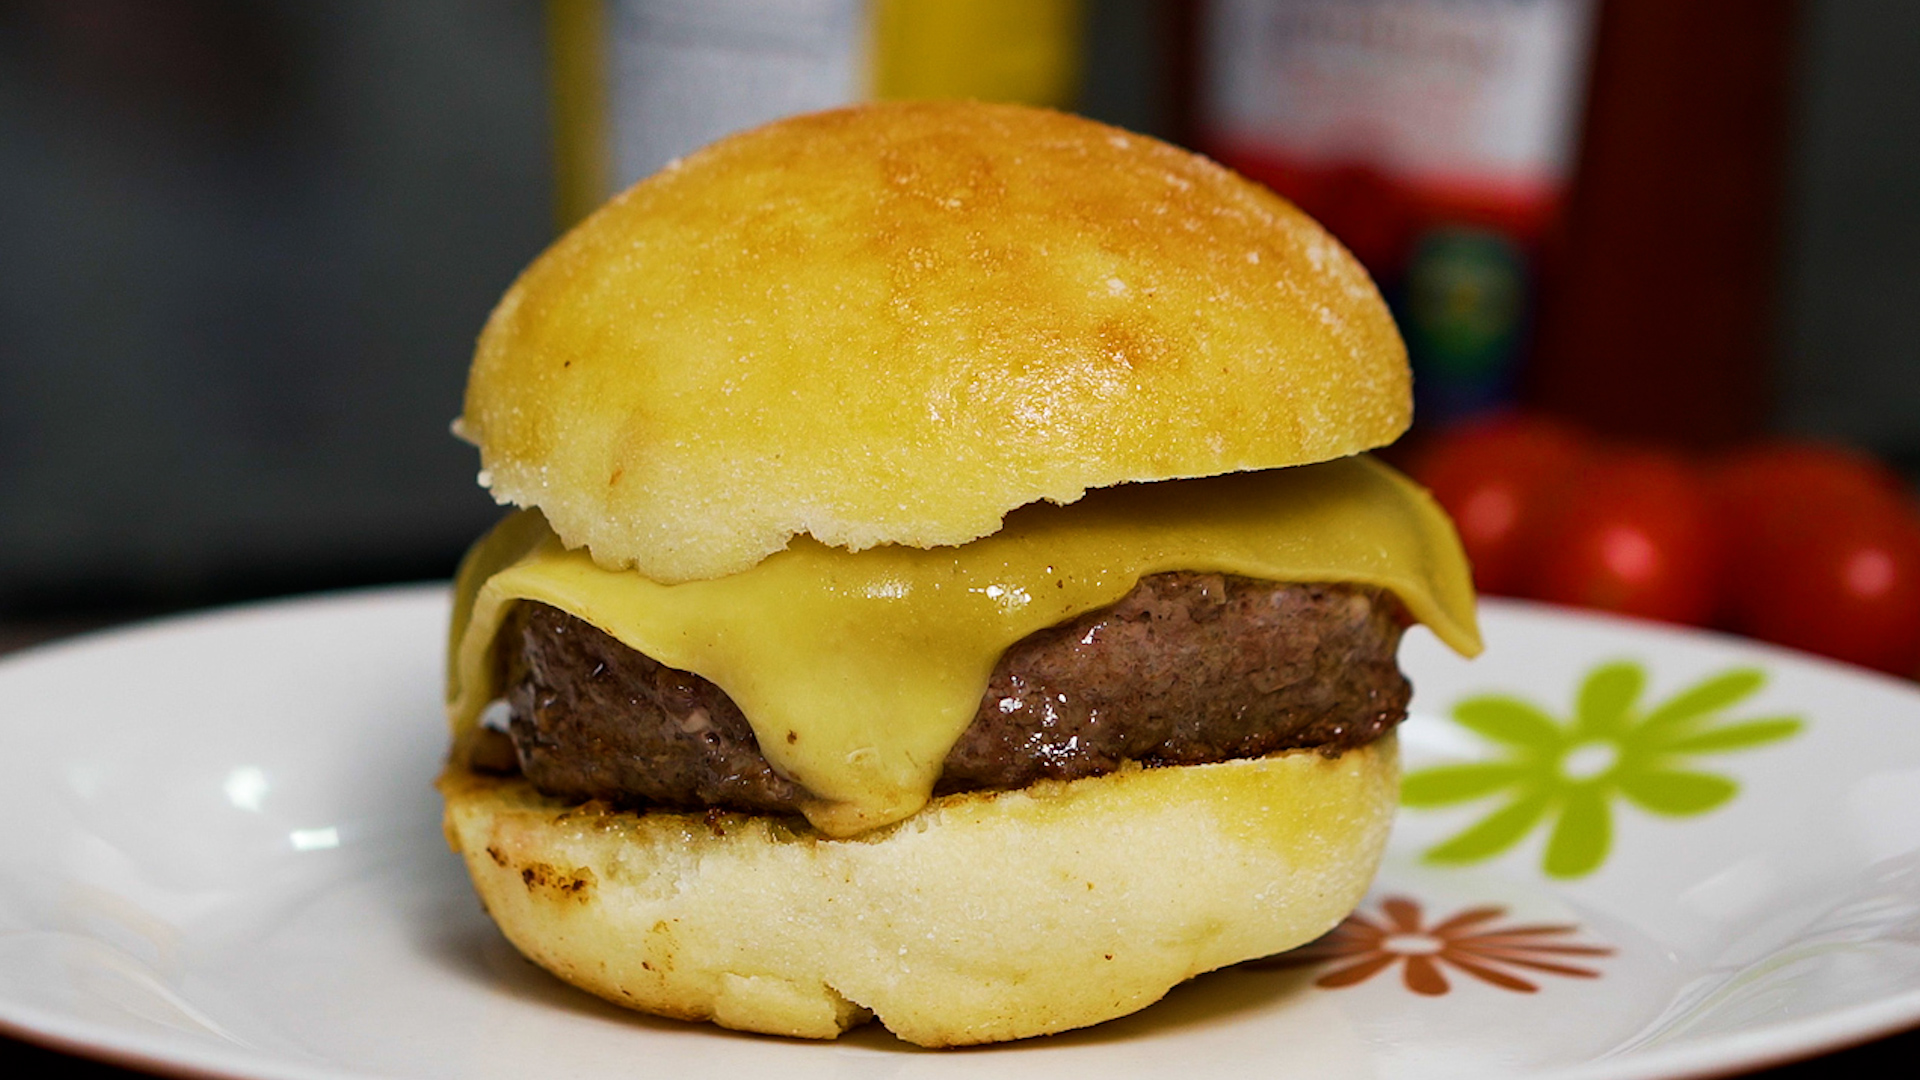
[1,0,1917,1074]
[0,0,550,630]
[2,0,1919,627]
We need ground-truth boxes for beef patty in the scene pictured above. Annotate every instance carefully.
[476,573,1413,815]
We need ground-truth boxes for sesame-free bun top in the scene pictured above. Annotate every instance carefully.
[463,101,1410,584]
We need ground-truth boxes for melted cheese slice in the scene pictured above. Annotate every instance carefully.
[448,456,1480,837]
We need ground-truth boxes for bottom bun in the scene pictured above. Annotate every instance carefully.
[438,736,1397,1047]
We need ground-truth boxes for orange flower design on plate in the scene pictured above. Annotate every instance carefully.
[1258,896,1613,995]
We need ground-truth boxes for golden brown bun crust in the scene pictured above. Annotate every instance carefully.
[439,738,1398,1047]
[463,101,1409,583]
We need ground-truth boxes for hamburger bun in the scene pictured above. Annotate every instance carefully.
[440,739,1396,1047]
[442,101,1476,1047]
[460,101,1410,585]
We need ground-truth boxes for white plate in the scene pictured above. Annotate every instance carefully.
[2,586,1918,1080]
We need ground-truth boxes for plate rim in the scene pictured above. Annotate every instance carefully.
[3,584,1919,1080]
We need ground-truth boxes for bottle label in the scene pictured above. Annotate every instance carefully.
[604,0,866,187]
[1202,0,1597,244]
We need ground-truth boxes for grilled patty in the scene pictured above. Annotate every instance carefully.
[478,573,1412,815]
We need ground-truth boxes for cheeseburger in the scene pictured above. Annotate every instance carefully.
[439,101,1480,1047]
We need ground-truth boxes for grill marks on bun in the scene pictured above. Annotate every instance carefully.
[439,738,1400,1046]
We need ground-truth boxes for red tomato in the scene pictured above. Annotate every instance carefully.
[1711,441,1920,674]
[1730,502,1920,675]
[1409,413,1592,595]
[1712,441,1907,506]
[1711,442,1910,595]
[1525,450,1720,626]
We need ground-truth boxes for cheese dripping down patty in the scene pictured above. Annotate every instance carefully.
[447,455,1480,837]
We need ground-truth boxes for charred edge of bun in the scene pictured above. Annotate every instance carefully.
[439,737,1397,1047]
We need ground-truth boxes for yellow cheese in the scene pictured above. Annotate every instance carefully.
[448,456,1478,837]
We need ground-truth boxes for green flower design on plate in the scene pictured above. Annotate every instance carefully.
[1403,661,1802,879]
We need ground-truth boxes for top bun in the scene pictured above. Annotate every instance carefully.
[463,101,1409,584]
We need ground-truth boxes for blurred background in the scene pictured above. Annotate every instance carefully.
[7,7,1919,1075]
[1,0,1917,643]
